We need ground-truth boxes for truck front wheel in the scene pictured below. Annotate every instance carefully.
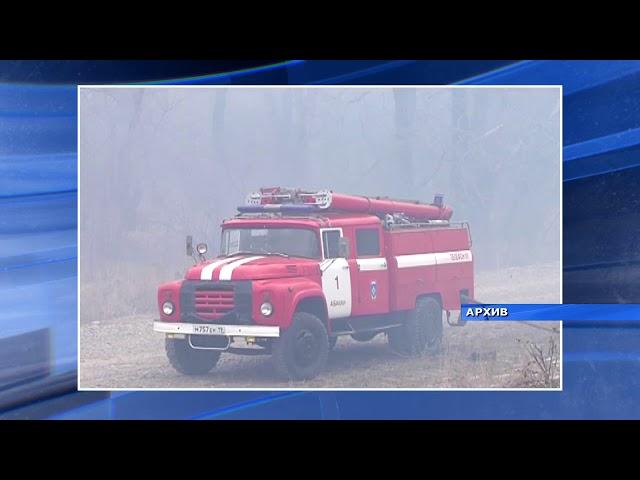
[387,297,443,356]
[272,312,329,380]
[165,337,221,375]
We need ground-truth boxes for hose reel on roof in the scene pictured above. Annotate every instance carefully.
[239,187,453,221]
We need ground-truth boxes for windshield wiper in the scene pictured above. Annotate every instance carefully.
[224,251,290,258]
[223,251,256,258]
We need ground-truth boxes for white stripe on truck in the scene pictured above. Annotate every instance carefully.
[395,253,437,269]
[200,257,236,280]
[356,257,388,271]
[396,250,472,269]
[217,256,264,280]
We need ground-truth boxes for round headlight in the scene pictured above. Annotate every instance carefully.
[260,302,273,317]
[196,243,208,255]
[162,301,175,316]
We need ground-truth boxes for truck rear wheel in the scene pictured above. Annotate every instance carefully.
[387,297,443,356]
[165,337,221,375]
[272,312,329,380]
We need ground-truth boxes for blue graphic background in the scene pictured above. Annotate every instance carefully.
[1,60,640,419]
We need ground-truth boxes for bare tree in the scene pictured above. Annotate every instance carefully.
[392,89,417,196]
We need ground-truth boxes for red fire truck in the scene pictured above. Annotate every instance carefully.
[154,188,474,380]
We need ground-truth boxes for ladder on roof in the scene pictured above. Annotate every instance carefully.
[246,187,332,208]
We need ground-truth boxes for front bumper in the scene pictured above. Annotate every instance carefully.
[153,321,280,338]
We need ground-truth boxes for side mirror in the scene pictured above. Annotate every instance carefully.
[186,235,193,257]
[338,237,350,258]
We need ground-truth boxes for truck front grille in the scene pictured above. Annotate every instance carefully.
[180,281,251,324]
[193,289,235,320]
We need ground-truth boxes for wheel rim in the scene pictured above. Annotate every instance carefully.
[293,329,320,367]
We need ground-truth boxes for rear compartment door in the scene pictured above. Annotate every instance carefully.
[352,227,390,316]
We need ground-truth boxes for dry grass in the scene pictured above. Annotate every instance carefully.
[80,262,180,324]
[79,262,562,389]
[80,314,560,389]
[512,335,560,388]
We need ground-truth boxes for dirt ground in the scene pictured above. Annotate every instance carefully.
[79,263,561,389]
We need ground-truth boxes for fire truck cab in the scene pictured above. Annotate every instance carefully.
[154,188,474,380]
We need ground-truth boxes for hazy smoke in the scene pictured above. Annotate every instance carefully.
[79,87,560,317]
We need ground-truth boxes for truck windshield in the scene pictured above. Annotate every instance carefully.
[220,228,321,259]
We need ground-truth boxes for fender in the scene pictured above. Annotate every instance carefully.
[436,274,474,311]
[290,288,327,324]
[438,287,459,311]
[157,280,183,322]
[410,282,472,312]
[251,277,324,329]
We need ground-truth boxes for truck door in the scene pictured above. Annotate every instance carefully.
[319,228,352,319]
[352,227,390,316]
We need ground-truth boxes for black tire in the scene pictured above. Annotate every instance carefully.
[351,331,378,342]
[387,296,443,356]
[328,335,338,350]
[165,337,221,375]
[272,312,329,380]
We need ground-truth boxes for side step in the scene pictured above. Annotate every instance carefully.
[330,316,403,336]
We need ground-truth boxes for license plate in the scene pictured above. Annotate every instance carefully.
[191,324,226,335]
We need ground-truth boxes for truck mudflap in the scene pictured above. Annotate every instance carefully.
[153,321,280,338]
[447,292,481,327]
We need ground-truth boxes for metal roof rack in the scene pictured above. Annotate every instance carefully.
[239,187,453,221]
